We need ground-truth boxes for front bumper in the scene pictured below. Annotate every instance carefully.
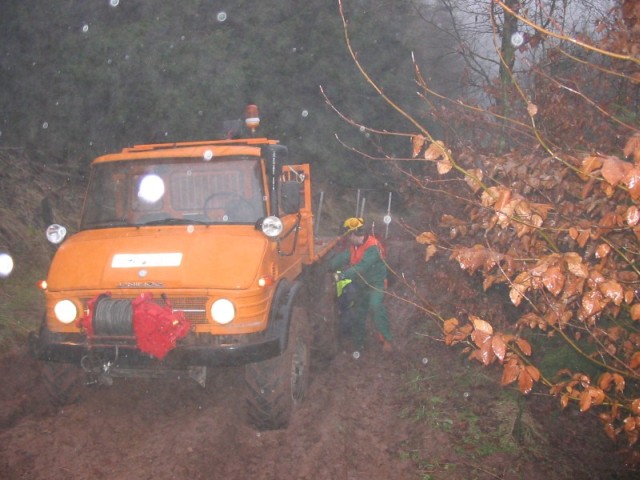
[30,324,283,368]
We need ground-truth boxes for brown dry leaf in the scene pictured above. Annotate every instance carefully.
[443,317,459,334]
[470,315,493,335]
[480,186,501,207]
[411,135,426,158]
[509,281,528,307]
[625,206,640,227]
[631,304,640,321]
[595,243,611,259]
[581,290,605,317]
[515,337,532,356]
[580,155,603,179]
[576,229,590,248]
[424,244,437,262]
[464,168,483,193]
[526,365,541,382]
[623,167,640,200]
[527,102,538,117]
[518,367,535,394]
[565,252,589,278]
[623,416,637,433]
[416,231,438,245]
[569,227,579,240]
[604,422,617,441]
[437,156,453,175]
[451,245,489,275]
[599,372,613,391]
[423,140,447,161]
[631,351,640,369]
[613,373,626,394]
[491,334,507,362]
[580,389,593,412]
[501,360,520,386]
[601,155,632,187]
[599,280,624,306]
[632,398,640,416]
[624,134,640,164]
[590,386,606,406]
[542,265,565,296]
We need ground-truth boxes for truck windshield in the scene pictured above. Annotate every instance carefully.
[81,156,266,229]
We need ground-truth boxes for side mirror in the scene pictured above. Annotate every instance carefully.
[280,182,301,215]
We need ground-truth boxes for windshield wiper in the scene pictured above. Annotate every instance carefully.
[140,218,209,226]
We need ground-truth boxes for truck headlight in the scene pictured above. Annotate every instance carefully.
[54,299,78,324]
[260,216,283,238]
[211,298,235,324]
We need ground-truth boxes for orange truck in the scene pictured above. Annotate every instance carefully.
[30,115,340,430]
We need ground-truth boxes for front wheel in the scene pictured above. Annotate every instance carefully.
[244,306,310,430]
[41,362,84,407]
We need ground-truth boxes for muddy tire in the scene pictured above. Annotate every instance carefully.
[244,306,311,431]
[310,272,340,366]
[41,363,84,407]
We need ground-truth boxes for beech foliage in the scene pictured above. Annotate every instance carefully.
[332,0,640,466]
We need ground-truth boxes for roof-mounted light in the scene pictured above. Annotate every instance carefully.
[244,104,260,133]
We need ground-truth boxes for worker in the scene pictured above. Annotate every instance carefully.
[330,217,393,354]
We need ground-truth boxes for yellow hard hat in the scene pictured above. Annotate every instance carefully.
[342,217,365,234]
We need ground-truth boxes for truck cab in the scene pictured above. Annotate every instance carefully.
[32,131,339,430]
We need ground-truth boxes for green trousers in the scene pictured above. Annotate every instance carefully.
[351,284,391,349]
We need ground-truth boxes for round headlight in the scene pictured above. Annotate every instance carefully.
[54,299,78,324]
[261,216,283,238]
[46,224,68,245]
[211,298,235,324]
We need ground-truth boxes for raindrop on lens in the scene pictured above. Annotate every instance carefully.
[82,24,89,33]
[0,253,14,278]
[42,122,48,129]
[463,392,470,399]
[109,0,119,7]
[203,150,213,161]
[301,110,308,117]
[352,351,360,359]
[217,11,227,22]
[421,357,428,365]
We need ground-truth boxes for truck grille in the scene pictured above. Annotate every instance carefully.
[81,296,208,326]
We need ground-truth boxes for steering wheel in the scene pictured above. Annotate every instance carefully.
[203,192,256,221]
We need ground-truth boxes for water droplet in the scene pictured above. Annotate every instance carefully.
[42,122,48,129]
[109,0,119,7]
[203,150,213,161]
[82,24,89,33]
[217,11,227,22]
[186,225,195,234]
[421,357,429,365]
[301,110,309,118]
[352,351,360,359]
[463,392,470,399]
[359,126,365,132]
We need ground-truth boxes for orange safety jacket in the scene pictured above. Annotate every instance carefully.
[349,235,385,266]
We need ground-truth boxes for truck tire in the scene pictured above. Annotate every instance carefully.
[42,363,84,407]
[310,272,340,366]
[244,305,310,430]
